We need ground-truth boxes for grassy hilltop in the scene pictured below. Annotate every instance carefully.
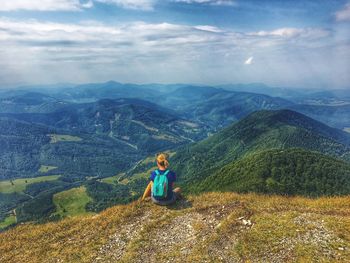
[0,192,349,263]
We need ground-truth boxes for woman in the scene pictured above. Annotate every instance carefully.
[141,153,181,205]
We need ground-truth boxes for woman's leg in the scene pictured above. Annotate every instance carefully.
[173,187,182,199]
[141,182,153,201]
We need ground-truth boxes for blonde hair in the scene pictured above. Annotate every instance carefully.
[156,152,169,168]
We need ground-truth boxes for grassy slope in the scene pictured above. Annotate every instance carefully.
[195,148,350,196]
[53,186,94,217]
[38,165,58,173]
[0,175,60,194]
[171,110,350,186]
[0,215,16,229]
[100,175,121,185]
[0,192,349,262]
[48,134,82,143]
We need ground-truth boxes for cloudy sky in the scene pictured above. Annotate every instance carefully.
[0,0,349,89]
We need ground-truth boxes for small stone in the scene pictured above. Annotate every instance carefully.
[242,219,252,226]
[338,247,345,251]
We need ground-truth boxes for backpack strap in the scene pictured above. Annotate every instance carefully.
[155,169,169,176]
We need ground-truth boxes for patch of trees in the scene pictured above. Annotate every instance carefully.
[195,148,350,197]
[85,178,147,212]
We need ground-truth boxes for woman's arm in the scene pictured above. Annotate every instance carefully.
[142,181,153,201]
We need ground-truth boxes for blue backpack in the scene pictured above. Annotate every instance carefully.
[152,170,169,198]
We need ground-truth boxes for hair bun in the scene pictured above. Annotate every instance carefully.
[156,153,169,168]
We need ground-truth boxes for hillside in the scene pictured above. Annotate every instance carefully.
[195,148,350,196]
[1,98,207,153]
[288,104,350,131]
[0,117,140,180]
[171,110,350,185]
[176,91,293,128]
[0,92,68,113]
[0,117,53,178]
[0,192,349,262]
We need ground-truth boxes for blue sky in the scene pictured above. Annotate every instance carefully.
[0,0,349,89]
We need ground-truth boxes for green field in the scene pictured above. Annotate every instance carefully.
[0,175,60,194]
[131,167,156,180]
[100,174,122,185]
[38,165,58,173]
[53,186,94,217]
[0,215,16,229]
[48,134,82,143]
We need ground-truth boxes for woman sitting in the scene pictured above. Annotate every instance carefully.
[141,153,181,205]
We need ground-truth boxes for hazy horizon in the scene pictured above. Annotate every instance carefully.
[1,80,349,92]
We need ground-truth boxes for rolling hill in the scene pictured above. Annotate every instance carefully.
[0,98,207,153]
[0,117,141,180]
[1,82,349,132]
[288,104,350,130]
[171,110,350,186]
[151,86,294,128]
[0,92,69,113]
[196,148,350,196]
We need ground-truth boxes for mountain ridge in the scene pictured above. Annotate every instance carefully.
[171,109,350,186]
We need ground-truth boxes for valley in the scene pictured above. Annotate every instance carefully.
[0,82,349,232]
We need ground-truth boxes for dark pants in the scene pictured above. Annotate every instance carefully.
[151,192,177,206]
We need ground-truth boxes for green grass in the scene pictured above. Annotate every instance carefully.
[38,165,58,173]
[53,186,94,217]
[131,167,156,180]
[0,175,60,194]
[0,215,16,229]
[100,174,122,185]
[48,134,82,143]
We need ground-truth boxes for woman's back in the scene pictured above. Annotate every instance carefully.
[150,169,176,201]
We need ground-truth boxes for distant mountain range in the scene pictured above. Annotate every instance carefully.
[2,81,349,130]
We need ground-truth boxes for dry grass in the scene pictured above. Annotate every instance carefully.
[1,192,349,263]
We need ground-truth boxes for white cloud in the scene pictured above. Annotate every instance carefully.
[335,3,350,21]
[0,0,156,11]
[244,56,253,65]
[0,0,92,11]
[0,18,346,88]
[194,25,223,33]
[0,0,238,12]
[95,0,156,10]
[173,0,236,6]
[249,27,330,39]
